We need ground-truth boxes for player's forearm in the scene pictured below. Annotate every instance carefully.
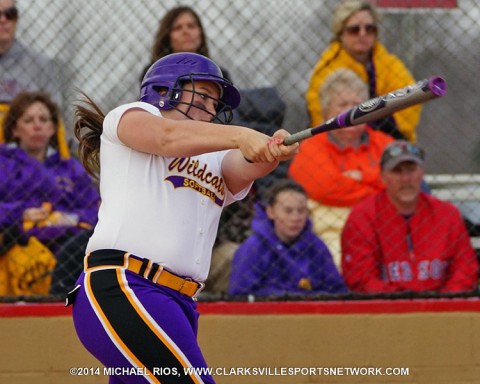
[222,150,279,194]
[155,118,252,157]
[118,110,255,157]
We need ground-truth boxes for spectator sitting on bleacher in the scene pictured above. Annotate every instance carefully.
[140,5,232,82]
[341,140,479,293]
[0,91,99,295]
[305,0,421,142]
[0,0,63,137]
[228,180,347,297]
[289,68,393,268]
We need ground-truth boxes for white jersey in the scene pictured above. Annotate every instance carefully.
[86,102,251,281]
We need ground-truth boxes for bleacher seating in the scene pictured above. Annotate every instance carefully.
[426,174,480,250]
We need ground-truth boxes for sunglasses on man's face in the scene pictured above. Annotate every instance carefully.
[0,6,18,21]
[344,23,378,36]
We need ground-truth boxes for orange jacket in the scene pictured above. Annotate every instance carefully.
[288,128,394,207]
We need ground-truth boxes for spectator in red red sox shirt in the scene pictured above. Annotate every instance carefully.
[341,140,479,293]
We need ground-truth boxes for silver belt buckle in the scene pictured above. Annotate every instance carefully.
[192,281,205,301]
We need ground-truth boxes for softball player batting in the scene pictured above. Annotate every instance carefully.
[69,52,298,384]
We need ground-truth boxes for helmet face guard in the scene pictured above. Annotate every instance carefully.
[140,53,240,124]
[166,73,235,124]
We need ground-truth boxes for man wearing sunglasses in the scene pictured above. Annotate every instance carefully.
[306,0,421,143]
[0,0,62,133]
[341,140,478,294]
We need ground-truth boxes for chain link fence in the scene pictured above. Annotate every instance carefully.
[1,0,479,301]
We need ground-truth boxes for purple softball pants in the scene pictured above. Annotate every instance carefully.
[71,251,215,384]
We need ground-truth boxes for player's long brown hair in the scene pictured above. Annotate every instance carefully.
[73,93,105,180]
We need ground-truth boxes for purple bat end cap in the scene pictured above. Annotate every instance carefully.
[429,76,447,97]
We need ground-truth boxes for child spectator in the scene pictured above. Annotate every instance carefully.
[229,180,347,296]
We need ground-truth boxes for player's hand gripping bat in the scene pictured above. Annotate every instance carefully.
[283,76,447,145]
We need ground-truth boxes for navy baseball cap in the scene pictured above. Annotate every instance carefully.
[380,141,425,170]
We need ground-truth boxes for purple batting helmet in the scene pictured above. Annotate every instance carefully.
[140,53,240,121]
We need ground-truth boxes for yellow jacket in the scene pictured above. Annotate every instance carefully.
[306,41,421,142]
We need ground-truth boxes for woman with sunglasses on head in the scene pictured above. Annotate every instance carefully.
[70,52,298,384]
[306,0,421,142]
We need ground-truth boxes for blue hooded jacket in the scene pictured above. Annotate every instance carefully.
[228,202,348,296]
